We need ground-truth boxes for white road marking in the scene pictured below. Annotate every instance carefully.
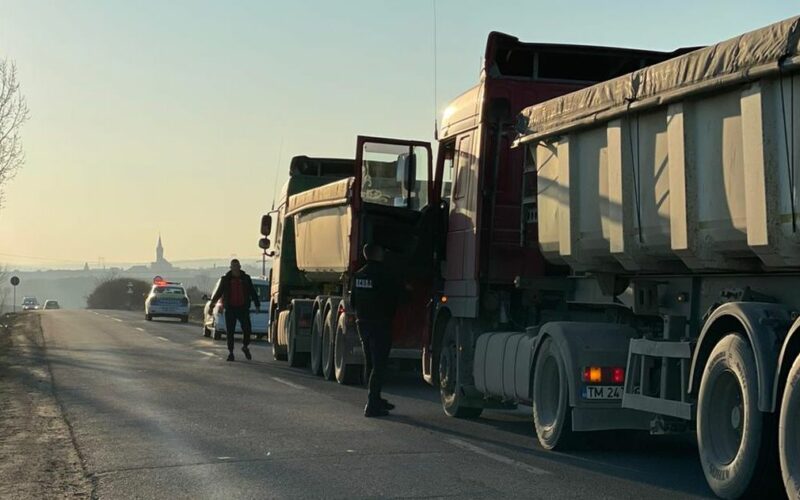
[156,336,169,342]
[271,377,305,390]
[113,318,123,323]
[197,350,215,357]
[135,327,146,332]
[446,438,549,475]
[217,456,232,460]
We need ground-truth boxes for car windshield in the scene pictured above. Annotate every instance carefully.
[254,284,269,303]
[154,286,184,295]
[23,298,37,304]
[45,301,59,309]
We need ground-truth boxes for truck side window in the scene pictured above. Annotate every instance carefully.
[454,134,472,200]
[440,140,455,203]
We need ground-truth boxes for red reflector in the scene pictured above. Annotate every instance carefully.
[612,367,625,384]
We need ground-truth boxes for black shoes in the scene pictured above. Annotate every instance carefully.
[227,352,235,362]
[364,404,390,418]
[242,346,252,360]
[381,399,395,411]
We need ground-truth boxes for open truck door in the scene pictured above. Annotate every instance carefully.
[349,136,438,356]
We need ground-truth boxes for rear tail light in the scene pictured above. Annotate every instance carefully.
[582,366,625,385]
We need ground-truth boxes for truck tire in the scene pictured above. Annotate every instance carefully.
[780,354,800,499]
[309,309,323,376]
[532,336,574,450]
[273,311,289,361]
[439,320,482,418]
[697,333,779,499]
[322,309,336,380]
[335,313,361,385]
[287,314,308,368]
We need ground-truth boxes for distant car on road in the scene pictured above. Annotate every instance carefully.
[21,297,39,311]
[145,280,190,322]
[43,300,61,310]
[202,277,269,340]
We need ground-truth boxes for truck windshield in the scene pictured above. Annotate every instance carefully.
[360,142,430,211]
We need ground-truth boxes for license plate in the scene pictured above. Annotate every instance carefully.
[583,385,623,400]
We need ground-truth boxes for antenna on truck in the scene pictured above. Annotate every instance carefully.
[432,0,439,141]
[270,137,284,211]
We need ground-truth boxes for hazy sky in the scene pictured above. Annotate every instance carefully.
[0,0,796,269]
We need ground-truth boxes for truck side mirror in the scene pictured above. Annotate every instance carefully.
[260,214,272,236]
[396,153,416,193]
[259,237,271,250]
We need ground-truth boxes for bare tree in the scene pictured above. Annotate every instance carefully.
[0,59,29,208]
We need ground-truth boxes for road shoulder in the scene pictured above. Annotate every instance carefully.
[0,313,94,499]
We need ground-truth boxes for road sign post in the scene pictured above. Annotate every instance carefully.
[9,276,20,313]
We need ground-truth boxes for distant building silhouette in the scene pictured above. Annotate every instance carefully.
[150,234,173,273]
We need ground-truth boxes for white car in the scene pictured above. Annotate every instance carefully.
[145,281,190,322]
[202,277,269,340]
[21,297,39,311]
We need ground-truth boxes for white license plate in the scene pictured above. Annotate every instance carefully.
[583,385,623,400]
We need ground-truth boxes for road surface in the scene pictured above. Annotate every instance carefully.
[36,309,713,499]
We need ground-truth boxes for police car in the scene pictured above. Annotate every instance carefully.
[145,277,190,322]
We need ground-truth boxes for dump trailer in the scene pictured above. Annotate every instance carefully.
[263,155,354,362]
[263,136,438,384]
[433,17,800,499]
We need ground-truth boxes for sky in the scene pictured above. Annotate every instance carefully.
[0,0,797,269]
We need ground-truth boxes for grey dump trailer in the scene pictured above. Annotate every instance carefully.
[462,16,800,499]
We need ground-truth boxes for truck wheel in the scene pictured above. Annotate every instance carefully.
[439,320,482,418]
[532,337,574,450]
[309,309,323,376]
[780,355,800,499]
[698,333,779,499]
[273,311,289,361]
[335,314,361,385]
[322,310,336,380]
[287,317,308,368]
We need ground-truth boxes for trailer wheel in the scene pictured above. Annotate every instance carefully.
[439,320,482,418]
[309,309,323,376]
[532,337,574,450]
[780,355,800,500]
[334,314,361,385]
[322,309,336,380]
[287,315,308,368]
[273,311,289,361]
[697,333,779,499]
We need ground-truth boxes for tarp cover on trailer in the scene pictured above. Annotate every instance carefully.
[517,16,800,141]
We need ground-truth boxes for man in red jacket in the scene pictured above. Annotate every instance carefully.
[209,259,261,361]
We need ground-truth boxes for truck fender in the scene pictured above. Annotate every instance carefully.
[772,316,800,412]
[688,302,792,413]
[423,305,452,385]
[530,322,636,407]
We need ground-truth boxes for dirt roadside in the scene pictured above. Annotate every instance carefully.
[0,313,94,499]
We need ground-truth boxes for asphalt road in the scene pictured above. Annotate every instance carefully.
[38,309,714,499]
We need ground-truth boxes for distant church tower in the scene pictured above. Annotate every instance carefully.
[150,234,173,272]
[156,234,164,263]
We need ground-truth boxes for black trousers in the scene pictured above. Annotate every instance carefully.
[224,307,252,353]
[357,320,392,406]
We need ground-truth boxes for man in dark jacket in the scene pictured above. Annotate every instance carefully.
[351,244,401,417]
[209,259,261,362]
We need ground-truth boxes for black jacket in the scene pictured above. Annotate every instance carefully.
[209,271,261,310]
[351,261,401,323]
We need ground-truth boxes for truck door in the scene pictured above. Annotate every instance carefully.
[351,136,436,350]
